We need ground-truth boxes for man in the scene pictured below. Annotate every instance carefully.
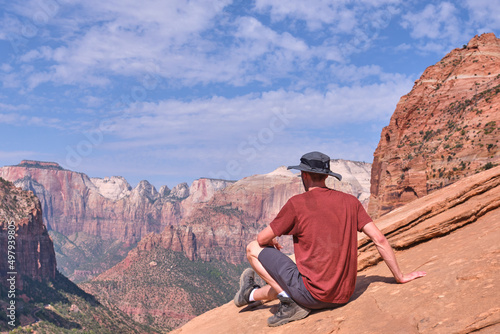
[234,151,426,327]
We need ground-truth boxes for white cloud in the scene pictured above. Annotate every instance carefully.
[80,0,230,38]
[254,0,341,30]
[399,2,477,54]
[0,102,30,111]
[401,2,461,41]
[251,1,401,64]
[4,0,407,91]
[0,112,62,128]
[98,73,412,160]
[80,95,105,108]
[0,63,13,72]
[328,64,384,83]
[0,112,25,124]
[254,0,400,31]
[25,71,52,90]
[0,13,26,41]
[94,76,412,181]
[463,0,500,31]
[5,0,234,89]
[394,43,411,52]
[234,16,308,52]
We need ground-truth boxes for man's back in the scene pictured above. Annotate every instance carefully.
[269,187,372,303]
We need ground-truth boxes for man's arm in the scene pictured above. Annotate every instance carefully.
[257,226,283,250]
[362,222,426,283]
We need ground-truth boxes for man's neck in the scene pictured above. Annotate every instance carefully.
[305,182,327,191]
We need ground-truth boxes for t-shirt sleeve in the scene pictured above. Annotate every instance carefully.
[356,200,373,232]
[269,199,298,237]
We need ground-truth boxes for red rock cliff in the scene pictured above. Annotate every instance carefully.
[0,178,56,288]
[369,33,500,218]
[0,161,195,244]
[135,168,303,264]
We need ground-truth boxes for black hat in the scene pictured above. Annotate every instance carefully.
[287,151,342,181]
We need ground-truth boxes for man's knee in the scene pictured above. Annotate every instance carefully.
[246,240,264,260]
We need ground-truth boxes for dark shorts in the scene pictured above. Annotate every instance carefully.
[258,247,344,310]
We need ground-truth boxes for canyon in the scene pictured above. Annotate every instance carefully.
[81,162,370,330]
[0,160,231,280]
[0,178,154,333]
[0,159,369,330]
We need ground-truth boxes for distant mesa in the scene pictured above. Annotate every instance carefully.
[15,160,64,170]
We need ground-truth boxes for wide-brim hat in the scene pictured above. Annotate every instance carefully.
[287,151,342,181]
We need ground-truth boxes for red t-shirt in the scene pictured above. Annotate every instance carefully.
[269,187,372,303]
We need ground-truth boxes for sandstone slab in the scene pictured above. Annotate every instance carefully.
[359,165,500,270]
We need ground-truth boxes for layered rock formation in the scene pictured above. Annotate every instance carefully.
[171,166,500,334]
[0,178,158,332]
[136,163,371,265]
[358,164,500,270]
[0,160,196,244]
[135,167,302,264]
[90,176,131,201]
[369,33,500,218]
[0,178,56,289]
[0,160,236,279]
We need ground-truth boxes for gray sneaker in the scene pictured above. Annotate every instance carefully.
[267,295,311,327]
[233,268,260,307]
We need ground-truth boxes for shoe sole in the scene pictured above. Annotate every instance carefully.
[267,307,310,327]
[233,268,254,307]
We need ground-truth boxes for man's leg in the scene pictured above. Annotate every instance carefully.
[246,240,282,301]
[245,241,311,327]
[233,267,261,307]
[234,241,281,307]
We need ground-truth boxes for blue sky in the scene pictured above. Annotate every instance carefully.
[1,0,499,189]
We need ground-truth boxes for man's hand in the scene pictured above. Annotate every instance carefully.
[396,271,427,284]
[257,226,281,249]
[362,222,428,284]
[271,238,283,251]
